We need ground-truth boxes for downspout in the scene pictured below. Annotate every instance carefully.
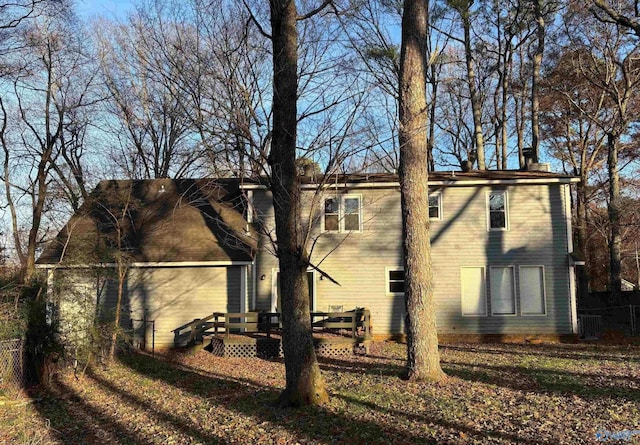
[247,189,257,311]
[240,265,247,314]
[564,183,579,334]
[252,260,257,311]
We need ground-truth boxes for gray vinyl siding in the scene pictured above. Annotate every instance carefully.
[251,182,573,336]
[52,266,242,349]
[127,267,241,347]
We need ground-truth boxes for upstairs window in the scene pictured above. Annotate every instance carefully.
[488,191,509,230]
[429,193,442,220]
[323,195,362,232]
[344,197,361,231]
[324,198,339,231]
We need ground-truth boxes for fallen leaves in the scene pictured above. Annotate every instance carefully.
[1,342,640,444]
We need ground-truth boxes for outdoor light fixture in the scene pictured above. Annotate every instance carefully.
[260,274,266,280]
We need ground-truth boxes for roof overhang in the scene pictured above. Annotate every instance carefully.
[240,177,580,190]
[36,260,253,270]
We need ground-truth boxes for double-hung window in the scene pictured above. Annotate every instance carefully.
[323,195,362,232]
[386,268,405,295]
[429,193,442,221]
[488,191,509,230]
[324,198,340,231]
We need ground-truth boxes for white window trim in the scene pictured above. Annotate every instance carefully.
[429,192,443,221]
[489,265,517,316]
[486,190,510,231]
[321,196,340,233]
[342,194,363,232]
[461,266,488,317]
[385,266,405,296]
[519,265,547,316]
[321,194,363,233]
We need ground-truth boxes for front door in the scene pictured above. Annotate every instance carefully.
[272,270,315,312]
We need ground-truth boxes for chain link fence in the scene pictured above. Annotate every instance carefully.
[578,305,640,339]
[0,338,24,393]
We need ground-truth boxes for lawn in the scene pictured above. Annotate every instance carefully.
[2,341,640,444]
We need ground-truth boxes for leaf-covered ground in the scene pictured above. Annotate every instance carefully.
[2,342,640,444]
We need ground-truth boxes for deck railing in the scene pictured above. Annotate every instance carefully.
[173,308,371,346]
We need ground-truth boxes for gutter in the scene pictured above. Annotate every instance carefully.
[240,177,580,190]
[36,260,253,269]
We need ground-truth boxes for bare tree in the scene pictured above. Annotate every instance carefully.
[447,0,486,169]
[89,184,136,361]
[1,13,101,281]
[95,8,202,179]
[589,0,640,37]
[343,0,451,172]
[563,1,640,298]
[541,47,608,301]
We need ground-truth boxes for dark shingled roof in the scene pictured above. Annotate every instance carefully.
[37,178,256,266]
[38,170,577,266]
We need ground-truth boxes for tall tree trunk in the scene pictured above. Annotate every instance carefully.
[427,73,437,172]
[24,40,60,284]
[531,0,545,164]
[500,49,513,170]
[109,257,127,361]
[516,49,527,168]
[269,0,328,407]
[25,142,53,283]
[0,98,26,270]
[458,1,486,170]
[399,0,445,382]
[607,131,622,300]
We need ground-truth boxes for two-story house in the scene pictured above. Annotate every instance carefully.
[37,169,580,348]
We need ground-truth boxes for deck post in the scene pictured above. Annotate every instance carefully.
[352,313,357,338]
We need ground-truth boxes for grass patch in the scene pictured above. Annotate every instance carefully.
[1,342,640,444]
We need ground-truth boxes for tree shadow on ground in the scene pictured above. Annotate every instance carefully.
[316,347,640,403]
[33,377,158,445]
[317,355,404,377]
[333,392,545,445]
[443,343,640,363]
[116,351,545,444]
[117,352,436,444]
[441,360,640,402]
[30,347,616,444]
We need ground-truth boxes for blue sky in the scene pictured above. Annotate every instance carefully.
[76,0,133,20]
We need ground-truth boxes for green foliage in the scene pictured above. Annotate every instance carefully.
[0,286,25,341]
[22,279,62,384]
[365,45,399,63]
[295,157,322,176]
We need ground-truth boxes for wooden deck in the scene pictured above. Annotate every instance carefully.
[174,309,372,358]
